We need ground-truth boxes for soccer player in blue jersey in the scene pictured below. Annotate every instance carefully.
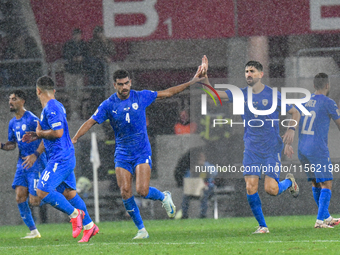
[0,90,46,239]
[72,68,204,239]
[199,56,300,233]
[22,76,98,243]
[285,73,340,228]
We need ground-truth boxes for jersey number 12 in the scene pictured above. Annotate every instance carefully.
[301,111,316,135]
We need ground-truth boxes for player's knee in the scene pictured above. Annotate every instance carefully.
[120,186,132,199]
[136,186,148,197]
[63,188,76,200]
[16,192,27,203]
[29,196,40,206]
[246,183,258,195]
[264,185,278,196]
[36,189,48,200]
[16,194,27,204]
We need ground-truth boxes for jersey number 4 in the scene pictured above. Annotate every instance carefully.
[125,113,130,123]
[301,111,316,135]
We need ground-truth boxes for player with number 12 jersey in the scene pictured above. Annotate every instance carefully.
[298,94,340,164]
[290,73,340,228]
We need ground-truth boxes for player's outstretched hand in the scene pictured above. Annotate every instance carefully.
[22,154,37,169]
[201,55,208,76]
[284,144,294,159]
[71,138,77,144]
[282,128,295,145]
[22,132,39,143]
[194,65,204,78]
[194,55,209,79]
[190,76,205,86]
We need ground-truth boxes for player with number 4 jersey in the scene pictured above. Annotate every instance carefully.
[286,73,340,228]
[72,69,204,239]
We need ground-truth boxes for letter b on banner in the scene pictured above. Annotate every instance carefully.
[103,0,159,38]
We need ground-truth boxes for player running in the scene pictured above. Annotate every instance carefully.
[72,68,204,239]
[0,90,46,239]
[285,73,340,228]
[199,56,300,234]
[22,76,98,243]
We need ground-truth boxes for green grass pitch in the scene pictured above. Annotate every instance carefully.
[1,215,340,254]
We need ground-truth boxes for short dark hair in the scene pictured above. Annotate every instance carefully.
[72,28,82,35]
[93,25,104,35]
[113,69,130,82]
[36,76,55,91]
[245,61,263,72]
[314,73,329,90]
[10,89,26,101]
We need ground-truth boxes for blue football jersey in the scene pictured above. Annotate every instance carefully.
[298,94,340,157]
[92,90,157,161]
[226,85,292,154]
[8,111,42,158]
[40,99,74,161]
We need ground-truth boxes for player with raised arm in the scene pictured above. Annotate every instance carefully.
[200,56,300,234]
[72,68,204,239]
[22,76,98,243]
[0,90,46,239]
[285,73,340,228]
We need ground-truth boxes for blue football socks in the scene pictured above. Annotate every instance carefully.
[18,201,36,231]
[41,191,75,215]
[68,194,92,225]
[277,179,292,195]
[144,187,165,201]
[123,196,144,230]
[247,192,267,227]
[312,187,321,206]
[317,188,331,221]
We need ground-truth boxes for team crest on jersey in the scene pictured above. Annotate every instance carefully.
[262,99,268,106]
[22,124,26,131]
[132,103,138,110]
